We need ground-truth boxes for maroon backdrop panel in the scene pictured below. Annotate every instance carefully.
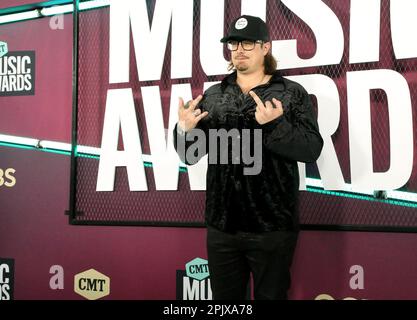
[0,16,72,142]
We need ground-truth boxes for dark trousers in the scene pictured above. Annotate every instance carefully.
[207,226,298,300]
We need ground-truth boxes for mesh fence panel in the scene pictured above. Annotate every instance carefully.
[72,0,417,228]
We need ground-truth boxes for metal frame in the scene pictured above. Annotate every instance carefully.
[68,0,79,223]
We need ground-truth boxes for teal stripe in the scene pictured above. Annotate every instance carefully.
[1,141,416,207]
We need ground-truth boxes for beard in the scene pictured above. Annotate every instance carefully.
[234,61,249,72]
[235,65,249,72]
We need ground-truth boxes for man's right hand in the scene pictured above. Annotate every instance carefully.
[178,95,209,132]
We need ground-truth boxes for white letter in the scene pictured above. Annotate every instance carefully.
[349,0,381,63]
[109,0,130,83]
[170,0,193,79]
[141,85,181,190]
[287,75,345,190]
[183,277,199,300]
[200,0,229,75]
[241,0,266,20]
[390,0,417,59]
[275,0,343,69]
[172,84,208,190]
[1,285,10,300]
[347,70,413,191]
[297,163,306,191]
[130,0,192,80]
[97,88,147,191]
[199,279,212,300]
[0,264,9,283]
[109,0,193,82]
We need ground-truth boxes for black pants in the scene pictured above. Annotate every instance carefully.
[207,227,298,300]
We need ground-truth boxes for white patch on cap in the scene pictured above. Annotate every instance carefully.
[235,17,248,30]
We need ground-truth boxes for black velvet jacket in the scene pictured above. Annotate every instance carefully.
[174,71,323,233]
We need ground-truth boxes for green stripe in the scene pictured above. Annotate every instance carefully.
[1,141,416,207]
[307,186,417,208]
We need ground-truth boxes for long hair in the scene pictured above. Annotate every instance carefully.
[227,45,278,74]
[263,51,278,74]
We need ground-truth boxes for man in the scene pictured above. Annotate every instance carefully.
[173,15,323,299]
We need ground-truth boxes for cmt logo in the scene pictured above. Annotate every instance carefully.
[176,257,212,300]
[0,168,16,188]
[0,258,14,300]
[186,257,209,281]
[74,269,110,300]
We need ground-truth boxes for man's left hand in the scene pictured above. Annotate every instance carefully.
[249,90,283,125]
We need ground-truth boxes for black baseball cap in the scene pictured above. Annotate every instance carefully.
[220,15,269,43]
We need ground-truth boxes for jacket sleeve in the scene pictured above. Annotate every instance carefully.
[172,98,209,165]
[262,85,323,163]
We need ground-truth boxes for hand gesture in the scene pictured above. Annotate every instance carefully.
[178,95,208,132]
[249,91,283,125]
